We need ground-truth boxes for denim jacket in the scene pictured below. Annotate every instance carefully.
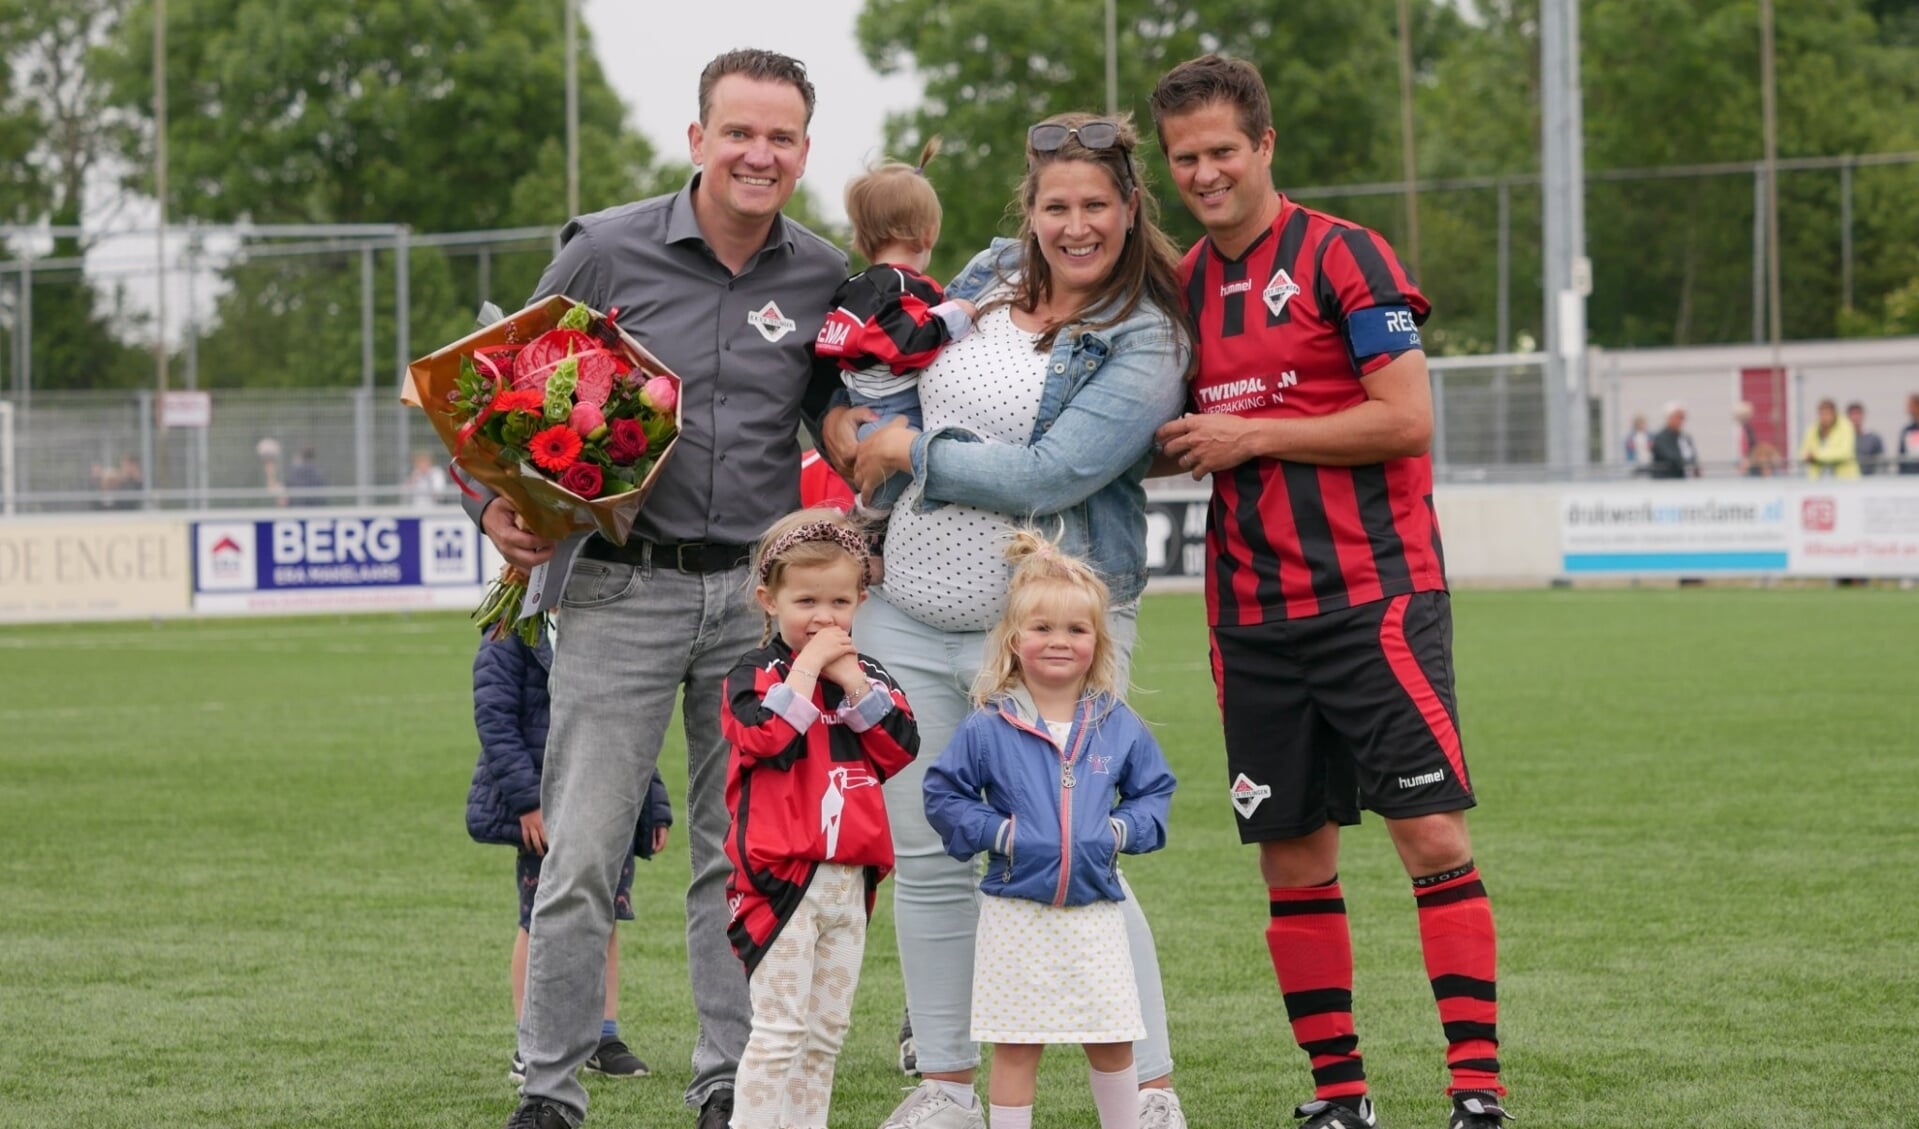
[907,239,1191,605]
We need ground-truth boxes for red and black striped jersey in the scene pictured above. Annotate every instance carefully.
[719,639,918,972]
[813,264,955,380]
[1182,193,1445,626]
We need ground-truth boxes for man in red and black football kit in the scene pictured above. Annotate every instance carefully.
[1151,55,1511,1129]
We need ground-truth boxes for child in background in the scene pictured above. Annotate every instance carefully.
[798,447,856,513]
[813,138,975,520]
[465,616,673,1084]
[720,508,920,1129]
[923,532,1177,1129]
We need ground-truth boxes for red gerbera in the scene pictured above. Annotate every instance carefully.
[489,388,545,415]
[528,425,584,472]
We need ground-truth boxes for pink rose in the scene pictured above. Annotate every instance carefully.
[570,401,606,438]
[639,375,678,416]
[559,462,603,499]
[605,417,648,465]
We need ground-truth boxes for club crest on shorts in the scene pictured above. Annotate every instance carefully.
[1230,772,1272,819]
[747,300,797,343]
[1262,268,1301,317]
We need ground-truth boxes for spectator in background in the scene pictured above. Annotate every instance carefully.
[1799,398,1860,479]
[403,451,453,507]
[1734,401,1763,477]
[287,445,329,506]
[1847,402,1885,475]
[89,453,144,510]
[1623,413,1653,474]
[1899,393,1919,475]
[1649,402,1699,479]
[256,438,289,506]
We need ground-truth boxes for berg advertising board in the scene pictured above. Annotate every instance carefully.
[192,513,501,613]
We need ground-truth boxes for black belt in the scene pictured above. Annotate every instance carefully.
[582,537,753,573]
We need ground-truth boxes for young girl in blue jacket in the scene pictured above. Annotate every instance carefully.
[923,532,1176,1129]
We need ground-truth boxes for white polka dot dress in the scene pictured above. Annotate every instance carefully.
[970,894,1144,1045]
[879,300,1051,633]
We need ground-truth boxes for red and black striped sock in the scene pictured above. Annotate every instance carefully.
[1413,862,1504,1097]
[1267,880,1367,1104]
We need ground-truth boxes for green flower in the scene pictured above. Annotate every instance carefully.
[543,357,579,423]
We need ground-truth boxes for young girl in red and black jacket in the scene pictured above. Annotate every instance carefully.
[719,507,918,1129]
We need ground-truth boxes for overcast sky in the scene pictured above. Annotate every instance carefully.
[582,1,922,223]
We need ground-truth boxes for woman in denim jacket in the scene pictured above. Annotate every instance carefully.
[824,112,1193,1129]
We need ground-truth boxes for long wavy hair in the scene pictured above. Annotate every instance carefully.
[984,111,1190,356]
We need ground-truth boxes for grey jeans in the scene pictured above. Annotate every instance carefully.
[519,555,760,1115]
[855,592,1174,1080]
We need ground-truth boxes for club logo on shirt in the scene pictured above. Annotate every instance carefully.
[747,300,797,343]
[1230,772,1272,819]
[1262,268,1301,316]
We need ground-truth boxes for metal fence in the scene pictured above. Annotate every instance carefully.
[5,146,1919,512]
[12,336,1919,513]
[0,386,448,512]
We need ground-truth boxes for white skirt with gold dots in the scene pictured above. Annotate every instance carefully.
[969,892,1144,1045]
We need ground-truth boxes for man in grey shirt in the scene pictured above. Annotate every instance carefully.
[476,48,846,1129]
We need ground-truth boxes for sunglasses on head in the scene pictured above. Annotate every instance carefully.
[1028,120,1123,153]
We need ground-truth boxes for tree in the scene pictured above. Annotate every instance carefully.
[1413,0,1919,349]
[103,0,658,230]
[0,1,154,392]
[98,0,671,398]
[857,0,1410,283]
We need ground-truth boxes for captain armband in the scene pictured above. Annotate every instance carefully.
[1345,305,1423,363]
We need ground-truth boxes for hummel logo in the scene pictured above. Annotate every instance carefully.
[1399,769,1445,789]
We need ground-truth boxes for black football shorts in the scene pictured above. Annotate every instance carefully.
[1210,590,1476,843]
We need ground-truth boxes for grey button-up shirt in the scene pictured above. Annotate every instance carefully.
[529,176,847,545]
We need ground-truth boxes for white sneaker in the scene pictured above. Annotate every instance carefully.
[878,1080,986,1129]
[1138,1088,1188,1129]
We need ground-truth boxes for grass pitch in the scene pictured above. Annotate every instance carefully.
[2,588,1915,1128]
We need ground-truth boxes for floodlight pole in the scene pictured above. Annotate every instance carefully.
[565,0,580,219]
[1760,0,1783,355]
[1396,0,1421,277]
[153,0,168,402]
[1541,0,1589,472]
[1104,0,1118,117]
[154,0,169,496]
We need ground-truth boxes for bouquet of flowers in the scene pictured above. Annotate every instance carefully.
[404,295,682,641]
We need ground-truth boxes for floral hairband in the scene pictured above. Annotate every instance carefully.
[760,521,873,584]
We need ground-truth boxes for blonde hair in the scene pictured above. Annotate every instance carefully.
[845,137,944,263]
[973,530,1119,706]
[751,507,873,643]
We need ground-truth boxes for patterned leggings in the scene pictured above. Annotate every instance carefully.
[732,863,868,1129]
